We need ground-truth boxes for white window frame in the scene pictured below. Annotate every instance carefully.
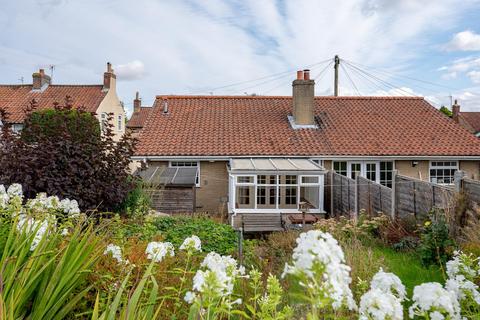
[230,173,324,214]
[169,161,200,187]
[429,161,458,185]
[332,160,395,187]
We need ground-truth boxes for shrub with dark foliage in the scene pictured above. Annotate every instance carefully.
[0,97,136,212]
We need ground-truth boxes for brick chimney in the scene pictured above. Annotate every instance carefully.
[452,100,460,123]
[133,91,141,113]
[32,69,51,90]
[292,69,315,126]
[103,62,116,91]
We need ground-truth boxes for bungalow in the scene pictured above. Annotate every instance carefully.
[0,63,126,140]
[132,70,480,224]
[452,101,480,137]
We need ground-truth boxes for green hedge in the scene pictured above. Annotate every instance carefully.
[152,216,238,255]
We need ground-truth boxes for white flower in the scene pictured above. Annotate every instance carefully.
[408,282,460,320]
[370,268,406,301]
[189,252,244,302]
[7,183,23,198]
[446,251,476,279]
[104,244,123,264]
[445,275,480,304]
[180,235,202,252]
[16,214,53,251]
[282,230,356,311]
[429,311,445,320]
[0,192,8,209]
[61,228,69,236]
[145,241,174,262]
[59,198,80,216]
[184,291,196,303]
[0,185,5,194]
[359,288,403,320]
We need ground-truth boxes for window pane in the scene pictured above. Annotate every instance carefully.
[237,176,253,183]
[257,186,276,209]
[350,163,361,180]
[333,161,347,176]
[279,186,297,209]
[430,161,457,185]
[380,161,393,188]
[366,163,376,181]
[236,186,254,209]
[257,175,276,185]
[300,185,320,209]
[301,176,319,184]
[171,161,198,167]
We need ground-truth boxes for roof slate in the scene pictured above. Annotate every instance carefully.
[0,84,106,123]
[133,95,480,157]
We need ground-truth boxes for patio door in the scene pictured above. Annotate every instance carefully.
[349,163,361,180]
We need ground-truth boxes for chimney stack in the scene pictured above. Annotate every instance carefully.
[292,69,315,126]
[103,62,116,91]
[452,100,460,123]
[32,69,51,90]
[133,92,141,113]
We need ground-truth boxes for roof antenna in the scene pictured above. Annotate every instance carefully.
[18,76,24,85]
[49,65,55,82]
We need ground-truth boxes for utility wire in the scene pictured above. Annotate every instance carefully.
[195,58,333,94]
[340,62,361,96]
[343,59,458,91]
[343,62,396,95]
[343,61,417,96]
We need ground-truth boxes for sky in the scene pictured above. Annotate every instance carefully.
[2,0,480,115]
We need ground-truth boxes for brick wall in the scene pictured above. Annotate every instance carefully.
[196,161,229,214]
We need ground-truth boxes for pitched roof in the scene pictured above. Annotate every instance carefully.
[0,84,107,123]
[460,112,480,133]
[127,107,153,128]
[135,95,480,157]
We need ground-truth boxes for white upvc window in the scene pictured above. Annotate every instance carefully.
[169,161,200,187]
[231,173,324,213]
[429,161,458,185]
[100,112,108,131]
[332,160,394,187]
[117,115,122,131]
[310,159,324,167]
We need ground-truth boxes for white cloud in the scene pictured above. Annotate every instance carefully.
[467,70,480,83]
[445,30,480,51]
[115,60,146,81]
[0,0,478,113]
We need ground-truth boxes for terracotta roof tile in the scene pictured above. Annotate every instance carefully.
[0,84,106,123]
[127,107,153,128]
[134,95,480,157]
[460,112,480,133]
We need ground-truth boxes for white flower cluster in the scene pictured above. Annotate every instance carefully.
[104,244,124,264]
[27,193,80,216]
[145,241,175,262]
[445,251,480,306]
[282,230,356,311]
[186,252,245,304]
[0,183,24,208]
[408,282,461,320]
[359,269,405,320]
[17,213,55,251]
[180,235,202,252]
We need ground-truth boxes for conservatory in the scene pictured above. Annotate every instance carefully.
[228,158,326,215]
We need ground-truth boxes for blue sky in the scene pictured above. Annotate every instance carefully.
[2,0,480,114]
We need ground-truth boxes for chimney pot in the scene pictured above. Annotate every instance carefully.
[32,68,51,90]
[133,91,141,113]
[103,62,116,91]
[452,100,460,123]
[303,69,310,80]
[296,70,304,80]
[163,98,169,114]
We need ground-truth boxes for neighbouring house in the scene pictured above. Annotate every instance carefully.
[0,63,126,140]
[132,70,480,227]
[452,101,480,137]
[126,91,152,138]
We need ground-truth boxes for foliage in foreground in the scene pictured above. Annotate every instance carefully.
[0,98,135,211]
[2,184,480,319]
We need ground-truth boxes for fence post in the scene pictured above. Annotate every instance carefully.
[391,170,397,220]
[354,174,359,220]
[330,171,334,217]
[454,170,465,193]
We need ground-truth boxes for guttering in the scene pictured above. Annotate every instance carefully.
[132,155,480,161]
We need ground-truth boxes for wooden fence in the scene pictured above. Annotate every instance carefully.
[327,170,468,220]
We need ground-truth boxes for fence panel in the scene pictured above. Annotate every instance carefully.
[357,176,392,216]
[463,178,480,205]
[330,172,356,216]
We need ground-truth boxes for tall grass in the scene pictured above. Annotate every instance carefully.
[0,219,102,320]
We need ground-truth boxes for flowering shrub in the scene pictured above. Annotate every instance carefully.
[282,230,357,318]
[145,241,175,262]
[409,282,461,319]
